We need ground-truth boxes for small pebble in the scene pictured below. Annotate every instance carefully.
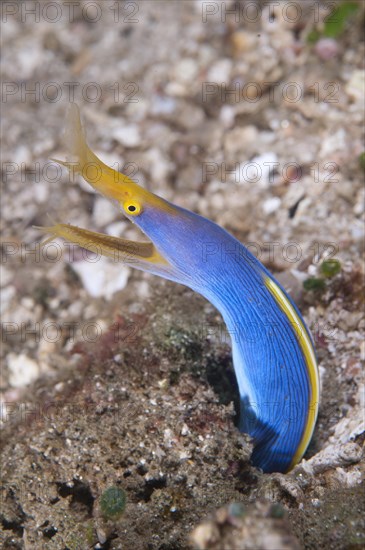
[7,353,40,387]
[71,258,130,299]
[314,38,339,61]
[111,125,141,147]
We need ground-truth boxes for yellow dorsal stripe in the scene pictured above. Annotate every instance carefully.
[265,277,319,471]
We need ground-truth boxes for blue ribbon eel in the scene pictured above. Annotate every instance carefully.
[39,104,319,473]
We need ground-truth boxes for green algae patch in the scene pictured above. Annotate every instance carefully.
[100,487,127,520]
[320,259,342,278]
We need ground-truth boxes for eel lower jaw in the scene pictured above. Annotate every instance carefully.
[35,222,171,271]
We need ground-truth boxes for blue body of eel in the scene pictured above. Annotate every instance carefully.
[40,104,319,473]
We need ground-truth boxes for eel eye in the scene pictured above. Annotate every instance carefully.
[123,200,142,216]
